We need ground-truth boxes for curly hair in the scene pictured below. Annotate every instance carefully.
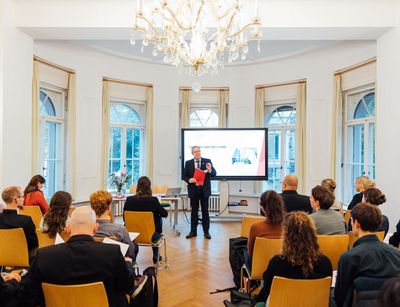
[136,176,152,197]
[363,188,387,206]
[259,190,284,226]
[43,191,72,238]
[281,212,322,276]
[90,190,112,216]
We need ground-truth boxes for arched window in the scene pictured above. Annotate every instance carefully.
[343,89,375,204]
[108,102,145,186]
[39,88,66,199]
[264,105,296,192]
[190,108,219,128]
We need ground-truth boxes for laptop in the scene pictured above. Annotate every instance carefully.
[163,188,181,197]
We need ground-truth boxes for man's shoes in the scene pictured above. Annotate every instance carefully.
[132,275,148,298]
[186,232,197,239]
[204,233,211,239]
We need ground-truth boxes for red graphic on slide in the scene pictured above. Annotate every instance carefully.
[257,138,266,176]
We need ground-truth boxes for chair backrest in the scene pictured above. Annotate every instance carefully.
[268,276,332,307]
[344,210,352,224]
[251,237,283,280]
[240,215,265,238]
[348,231,385,249]
[19,205,43,228]
[0,228,29,267]
[124,211,154,244]
[317,235,349,270]
[36,229,56,248]
[42,282,109,307]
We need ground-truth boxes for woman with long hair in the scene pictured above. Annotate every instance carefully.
[123,176,168,264]
[363,187,389,236]
[256,211,333,302]
[247,191,284,261]
[40,191,71,238]
[24,175,49,214]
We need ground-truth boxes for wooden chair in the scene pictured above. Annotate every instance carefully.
[19,205,43,228]
[348,231,385,249]
[241,237,283,293]
[124,211,168,269]
[0,228,29,267]
[268,276,332,307]
[343,210,352,224]
[42,282,109,307]
[240,215,265,238]
[317,235,349,270]
[36,229,56,248]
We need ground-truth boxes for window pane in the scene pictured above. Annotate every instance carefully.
[110,103,142,125]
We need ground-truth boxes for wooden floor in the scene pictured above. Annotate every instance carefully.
[130,213,241,307]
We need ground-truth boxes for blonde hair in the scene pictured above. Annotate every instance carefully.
[90,190,112,216]
[356,176,375,190]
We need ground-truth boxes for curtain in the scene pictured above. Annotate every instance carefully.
[100,81,110,189]
[331,75,342,181]
[67,73,77,198]
[296,83,307,194]
[219,90,228,128]
[181,89,190,128]
[146,86,154,180]
[255,88,265,127]
[32,61,40,175]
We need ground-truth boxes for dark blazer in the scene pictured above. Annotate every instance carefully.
[280,190,312,214]
[0,209,38,252]
[124,196,168,233]
[18,235,135,307]
[347,192,363,210]
[183,158,216,198]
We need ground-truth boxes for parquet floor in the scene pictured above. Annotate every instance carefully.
[132,212,241,307]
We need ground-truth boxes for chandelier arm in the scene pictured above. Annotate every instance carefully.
[226,22,262,39]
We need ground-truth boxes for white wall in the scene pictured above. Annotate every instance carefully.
[31,41,376,203]
[0,0,33,189]
[376,5,400,232]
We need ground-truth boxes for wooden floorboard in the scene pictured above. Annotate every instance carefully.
[131,212,241,306]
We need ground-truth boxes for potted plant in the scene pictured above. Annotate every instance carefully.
[108,171,132,196]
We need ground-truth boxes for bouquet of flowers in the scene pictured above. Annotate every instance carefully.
[108,171,131,194]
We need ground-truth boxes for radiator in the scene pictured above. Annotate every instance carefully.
[208,195,221,212]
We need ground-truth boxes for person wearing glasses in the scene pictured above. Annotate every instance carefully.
[0,186,38,254]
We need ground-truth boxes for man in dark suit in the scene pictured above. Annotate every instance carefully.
[280,175,312,214]
[0,186,38,253]
[183,146,216,239]
[19,206,138,307]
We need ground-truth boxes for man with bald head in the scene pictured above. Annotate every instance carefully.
[280,175,312,214]
[19,206,137,307]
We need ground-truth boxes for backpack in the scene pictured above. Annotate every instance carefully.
[130,266,158,307]
[229,237,248,289]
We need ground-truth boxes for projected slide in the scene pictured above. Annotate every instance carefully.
[181,128,267,180]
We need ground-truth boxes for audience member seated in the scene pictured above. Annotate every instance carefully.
[0,186,38,254]
[379,277,400,307]
[347,176,375,210]
[363,188,389,236]
[90,190,137,261]
[246,190,283,270]
[0,271,21,307]
[23,175,49,214]
[309,185,346,235]
[280,175,312,214]
[255,212,333,303]
[39,191,71,238]
[334,204,400,307]
[389,220,400,248]
[19,206,140,307]
[124,176,168,264]
[321,178,342,210]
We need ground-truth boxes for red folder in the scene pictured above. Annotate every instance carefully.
[194,168,206,186]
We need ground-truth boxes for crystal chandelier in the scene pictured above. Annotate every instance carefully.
[131,0,262,76]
